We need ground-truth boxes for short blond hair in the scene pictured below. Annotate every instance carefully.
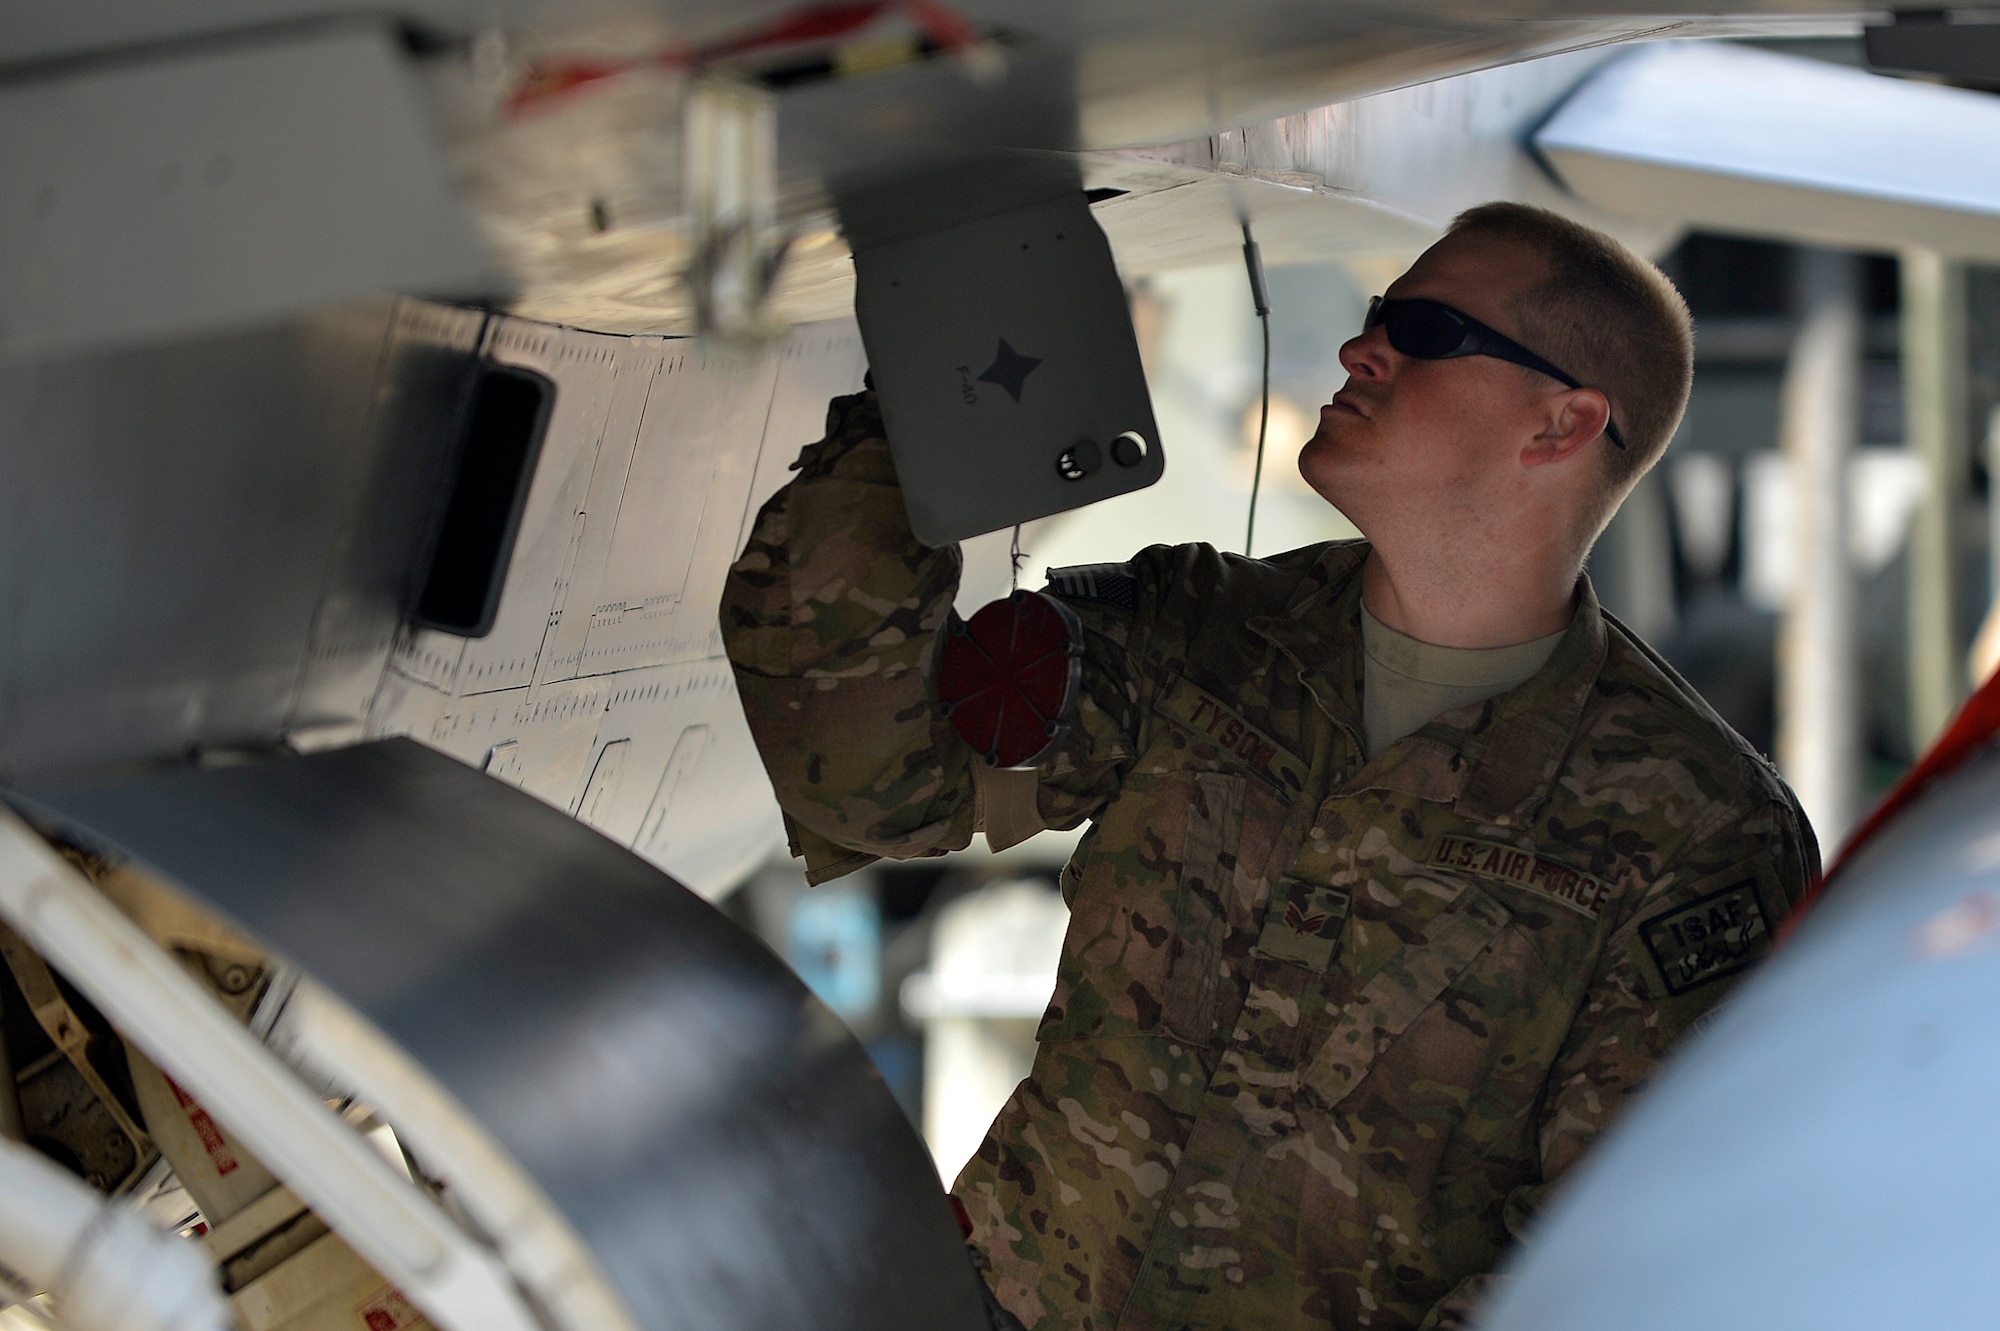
[1447,202,1694,500]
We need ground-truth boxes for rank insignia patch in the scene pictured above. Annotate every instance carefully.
[1254,882,1351,969]
[1640,881,1770,996]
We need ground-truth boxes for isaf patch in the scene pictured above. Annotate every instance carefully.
[1254,882,1351,969]
[1429,835,1615,920]
[1640,881,1769,996]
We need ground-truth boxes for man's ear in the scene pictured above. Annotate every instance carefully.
[1521,387,1612,467]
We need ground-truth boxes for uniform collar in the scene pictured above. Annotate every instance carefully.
[1247,542,1609,827]
[1245,543,1370,755]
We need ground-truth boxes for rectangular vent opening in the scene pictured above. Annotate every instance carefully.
[415,365,553,637]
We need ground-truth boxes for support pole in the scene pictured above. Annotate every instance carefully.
[1902,248,1969,750]
[1982,405,2000,684]
[1777,249,1864,849]
[1989,405,2000,619]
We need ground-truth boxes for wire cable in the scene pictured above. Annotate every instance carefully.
[1241,221,1272,557]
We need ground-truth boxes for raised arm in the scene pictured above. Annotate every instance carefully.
[721,389,1147,883]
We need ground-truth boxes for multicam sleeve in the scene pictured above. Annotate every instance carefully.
[1415,789,1820,1330]
[719,389,1146,884]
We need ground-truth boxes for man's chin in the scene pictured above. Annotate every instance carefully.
[1297,431,1346,492]
[1298,439,1374,525]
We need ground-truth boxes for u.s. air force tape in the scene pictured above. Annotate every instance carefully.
[1428,835,1615,920]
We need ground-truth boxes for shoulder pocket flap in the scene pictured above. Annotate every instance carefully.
[1302,888,1511,1107]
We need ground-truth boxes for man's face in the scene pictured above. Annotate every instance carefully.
[1298,233,1556,535]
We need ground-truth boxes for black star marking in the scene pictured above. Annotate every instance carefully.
[977,338,1043,403]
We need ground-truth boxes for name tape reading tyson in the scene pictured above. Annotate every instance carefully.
[1157,676,1309,793]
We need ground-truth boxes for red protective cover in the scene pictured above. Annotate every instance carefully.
[937,590,1083,769]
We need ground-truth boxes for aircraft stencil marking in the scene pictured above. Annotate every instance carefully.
[975,337,1043,403]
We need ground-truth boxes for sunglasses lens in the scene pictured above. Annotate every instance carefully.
[1385,303,1466,359]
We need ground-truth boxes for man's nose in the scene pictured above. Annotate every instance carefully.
[1337,326,1392,380]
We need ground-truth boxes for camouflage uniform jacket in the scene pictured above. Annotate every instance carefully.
[721,391,1818,1331]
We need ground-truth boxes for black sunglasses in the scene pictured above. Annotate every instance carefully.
[1363,296,1627,450]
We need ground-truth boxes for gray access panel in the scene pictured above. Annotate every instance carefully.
[0,21,495,359]
[851,189,1163,546]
